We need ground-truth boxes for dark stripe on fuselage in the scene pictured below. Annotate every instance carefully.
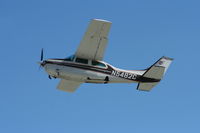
[44,60,113,76]
[44,60,160,83]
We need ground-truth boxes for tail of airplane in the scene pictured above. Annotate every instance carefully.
[137,56,173,91]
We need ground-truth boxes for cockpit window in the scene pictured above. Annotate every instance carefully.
[92,61,106,67]
[75,58,88,64]
[64,55,75,61]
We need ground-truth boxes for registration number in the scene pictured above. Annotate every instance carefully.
[111,70,137,80]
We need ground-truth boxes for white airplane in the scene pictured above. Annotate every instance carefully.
[38,19,173,92]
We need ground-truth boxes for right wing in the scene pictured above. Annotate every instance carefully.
[75,19,112,60]
[57,79,82,92]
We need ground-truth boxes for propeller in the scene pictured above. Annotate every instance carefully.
[40,48,44,61]
[38,49,53,80]
[38,48,44,70]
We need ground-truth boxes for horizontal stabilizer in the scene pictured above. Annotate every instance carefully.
[137,82,158,91]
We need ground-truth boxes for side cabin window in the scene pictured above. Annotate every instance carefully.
[64,55,75,62]
[92,60,106,68]
[75,58,88,64]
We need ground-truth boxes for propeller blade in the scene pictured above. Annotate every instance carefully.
[41,48,44,61]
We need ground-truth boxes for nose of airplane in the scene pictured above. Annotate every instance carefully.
[37,60,47,67]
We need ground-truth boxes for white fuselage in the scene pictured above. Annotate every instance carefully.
[43,59,146,84]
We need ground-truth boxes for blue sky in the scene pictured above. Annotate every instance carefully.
[0,0,200,132]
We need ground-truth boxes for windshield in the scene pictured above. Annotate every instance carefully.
[64,55,75,61]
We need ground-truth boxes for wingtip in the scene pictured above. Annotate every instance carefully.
[93,18,112,23]
[162,56,174,61]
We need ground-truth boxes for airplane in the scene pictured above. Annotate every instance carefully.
[38,19,173,92]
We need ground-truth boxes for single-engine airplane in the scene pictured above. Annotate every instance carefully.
[38,19,173,92]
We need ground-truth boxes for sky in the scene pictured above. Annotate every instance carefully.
[0,0,200,132]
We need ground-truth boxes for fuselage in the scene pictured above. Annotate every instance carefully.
[40,55,160,84]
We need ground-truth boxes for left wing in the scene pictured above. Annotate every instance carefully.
[75,19,112,60]
[57,79,82,92]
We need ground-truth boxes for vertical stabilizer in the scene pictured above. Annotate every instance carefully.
[137,56,173,91]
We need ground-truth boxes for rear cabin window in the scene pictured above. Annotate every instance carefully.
[92,61,106,67]
[75,58,88,64]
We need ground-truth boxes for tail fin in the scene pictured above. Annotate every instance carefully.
[137,56,173,91]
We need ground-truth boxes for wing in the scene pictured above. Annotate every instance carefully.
[75,19,112,60]
[57,79,82,92]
